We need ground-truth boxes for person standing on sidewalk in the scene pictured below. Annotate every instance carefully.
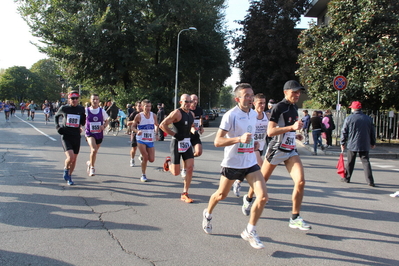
[131,99,159,182]
[55,91,86,185]
[85,94,109,177]
[310,110,324,155]
[160,94,196,203]
[157,103,165,141]
[301,110,310,145]
[243,80,312,231]
[322,109,335,148]
[202,83,268,249]
[340,101,376,186]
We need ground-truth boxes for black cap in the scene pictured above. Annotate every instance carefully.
[268,99,275,104]
[283,80,305,91]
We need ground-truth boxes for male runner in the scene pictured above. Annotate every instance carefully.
[28,101,37,121]
[233,93,269,197]
[85,94,109,176]
[55,91,86,185]
[180,94,204,178]
[127,101,142,167]
[202,83,268,249]
[131,99,159,182]
[42,100,51,124]
[242,80,311,231]
[160,94,196,203]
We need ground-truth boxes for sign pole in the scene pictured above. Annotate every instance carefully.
[333,75,348,146]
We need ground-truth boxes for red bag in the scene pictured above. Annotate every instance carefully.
[321,132,327,139]
[336,153,346,178]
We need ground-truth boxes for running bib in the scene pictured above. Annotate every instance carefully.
[193,119,200,130]
[279,132,296,151]
[178,138,191,153]
[141,129,154,142]
[90,122,101,133]
[66,114,80,128]
[237,139,254,154]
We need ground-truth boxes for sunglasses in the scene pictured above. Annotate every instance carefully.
[183,100,193,103]
[70,97,79,100]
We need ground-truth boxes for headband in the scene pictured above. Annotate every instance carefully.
[68,93,80,98]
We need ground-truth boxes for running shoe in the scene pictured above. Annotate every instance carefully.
[242,194,252,216]
[390,191,399,197]
[241,229,265,249]
[63,169,70,181]
[180,168,187,178]
[163,156,171,172]
[130,158,135,167]
[67,179,74,186]
[202,209,212,234]
[140,174,148,182]
[86,161,90,174]
[138,154,143,163]
[289,216,312,230]
[233,180,241,197]
[181,192,193,203]
[89,167,95,177]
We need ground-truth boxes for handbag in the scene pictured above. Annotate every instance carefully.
[336,152,346,178]
[321,132,327,139]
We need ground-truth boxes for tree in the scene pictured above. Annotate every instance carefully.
[30,59,62,101]
[218,85,234,108]
[297,0,399,111]
[233,0,309,100]
[0,66,44,103]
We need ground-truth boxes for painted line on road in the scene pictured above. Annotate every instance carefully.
[15,116,57,142]
[201,132,216,139]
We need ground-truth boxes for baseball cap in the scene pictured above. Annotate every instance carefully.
[349,101,362,109]
[283,80,305,91]
[68,91,80,98]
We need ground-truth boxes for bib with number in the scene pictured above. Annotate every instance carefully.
[193,119,200,130]
[90,122,101,133]
[141,129,154,142]
[279,131,296,151]
[178,138,191,153]
[237,139,254,154]
[66,114,80,128]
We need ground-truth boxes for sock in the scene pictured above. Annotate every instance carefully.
[292,213,299,220]
[247,224,256,233]
[246,196,253,202]
[205,211,212,219]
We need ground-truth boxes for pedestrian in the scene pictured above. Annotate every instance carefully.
[131,99,159,182]
[85,94,109,177]
[127,101,142,167]
[160,94,196,203]
[340,101,376,186]
[201,83,268,249]
[310,110,324,155]
[322,109,335,148]
[253,80,312,231]
[156,103,165,141]
[232,93,269,197]
[54,91,86,185]
[301,110,310,145]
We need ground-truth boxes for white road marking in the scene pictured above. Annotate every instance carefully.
[201,132,216,139]
[15,116,57,141]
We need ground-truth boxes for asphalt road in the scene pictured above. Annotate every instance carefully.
[1,111,399,265]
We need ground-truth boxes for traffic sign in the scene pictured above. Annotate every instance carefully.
[333,76,347,91]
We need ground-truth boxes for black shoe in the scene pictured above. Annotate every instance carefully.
[368,183,375,187]
[340,178,350,183]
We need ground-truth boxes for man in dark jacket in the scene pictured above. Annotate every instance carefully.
[340,101,376,186]
[157,103,165,141]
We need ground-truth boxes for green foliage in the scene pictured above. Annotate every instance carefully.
[302,99,326,110]
[297,0,399,111]
[218,85,234,108]
[233,0,309,101]
[30,59,62,101]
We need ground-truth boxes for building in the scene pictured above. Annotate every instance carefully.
[304,0,330,26]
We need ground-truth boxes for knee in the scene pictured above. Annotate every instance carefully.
[295,179,306,190]
[194,150,202,157]
[213,191,228,202]
[91,148,98,154]
[148,157,155,163]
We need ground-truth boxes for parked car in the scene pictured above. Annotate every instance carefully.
[204,109,216,120]
[202,113,210,127]
[220,108,226,113]
[212,109,219,118]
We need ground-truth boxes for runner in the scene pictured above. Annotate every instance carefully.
[26,102,31,120]
[127,101,142,167]
[42,100,51,124]
[20,102,26,116]
[28,101,37,121]
[202,83,268,249]
[54,91,86,185]
[232,93,269,197]
[160,94,196,203]
[85,94,109,177]
[243,80,312,231]
[131,99,159,182]
[4,100,11,122]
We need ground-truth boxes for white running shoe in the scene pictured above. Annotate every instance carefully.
[241,229,265,249]
[202,209,212,234]
[242,194,253,216]
[130,158,135,167]
[140,174,148,182]
[181,169,187,178]
[390,191,399,197]
[138,154,143,163]
[89,167,95,176]
[289,216,312,230]
[233,180,241,197]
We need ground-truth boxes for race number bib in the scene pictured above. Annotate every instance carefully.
[237,139,254,154]
[279,132,296,151]
[178,138,191,153]
[141,129,154,142]
[90,122,101,133]
[66,114,80,128]
[193,119,200,130]
[254,133,265,141]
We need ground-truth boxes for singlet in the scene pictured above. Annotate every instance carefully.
[173,109,194,139]
[136,112,156,143]
[268,98,299,152]
[219,105,257,169]
[254,111,269,151]
[85,107,107,139]
[191,106,204,130]
[43,103,51,114]
[3,104,10,112]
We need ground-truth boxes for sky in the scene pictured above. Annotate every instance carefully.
[0,0,312,87]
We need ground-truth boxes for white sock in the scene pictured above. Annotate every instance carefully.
[247,224,256,233]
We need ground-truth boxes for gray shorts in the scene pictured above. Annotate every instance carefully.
[266,149,298,165]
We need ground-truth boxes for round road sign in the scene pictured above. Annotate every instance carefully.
[333,76,347,91]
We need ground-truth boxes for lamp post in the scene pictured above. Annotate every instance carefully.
[174,27,197,109]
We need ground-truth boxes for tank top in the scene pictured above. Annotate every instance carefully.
[85,107,104,139]
[173,109,194,139]
[136,112,155,143]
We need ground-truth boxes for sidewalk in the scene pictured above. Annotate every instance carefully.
[298,136,399,159]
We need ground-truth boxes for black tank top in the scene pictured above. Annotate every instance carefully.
[173,108,194,138]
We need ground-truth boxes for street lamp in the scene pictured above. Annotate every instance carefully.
[174,27,197,109]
